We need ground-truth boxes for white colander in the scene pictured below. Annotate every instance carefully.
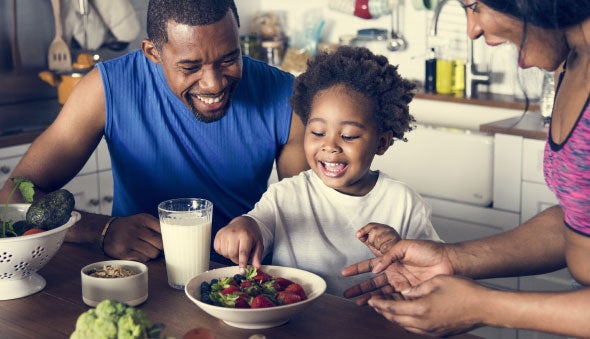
[0,204,81,300]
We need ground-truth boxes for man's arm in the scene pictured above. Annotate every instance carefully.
[0,68,106,237]
[275,112,309,180]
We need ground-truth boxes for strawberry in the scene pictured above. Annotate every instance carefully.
[285,283,307,300]
[275,277,294,290]
[253,271,272,283]
[240,280,253,288]
[234,295,250,308]
[276,291,302,305]
[220,285,240,295]
[250,295,275,308]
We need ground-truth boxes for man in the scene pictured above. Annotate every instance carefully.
[0,0,307,262]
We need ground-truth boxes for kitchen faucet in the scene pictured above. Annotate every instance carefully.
[430,0,491,98]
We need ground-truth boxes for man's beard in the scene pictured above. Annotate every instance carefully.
[188,97,231,123]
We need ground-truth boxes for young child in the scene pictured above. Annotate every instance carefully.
[214,46,441,295]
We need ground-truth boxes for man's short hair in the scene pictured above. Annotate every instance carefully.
[147,0,240,49]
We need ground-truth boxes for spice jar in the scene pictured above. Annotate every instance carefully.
[240,35,262,60]
[261,39,285,67]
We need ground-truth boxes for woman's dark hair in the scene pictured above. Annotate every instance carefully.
[479,0,590,116]
[147,0,240,49]
[480,0,590,29]
[290,46,416,142]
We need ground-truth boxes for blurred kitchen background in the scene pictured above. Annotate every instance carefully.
[0,0,546,100]
[0,4,568,339]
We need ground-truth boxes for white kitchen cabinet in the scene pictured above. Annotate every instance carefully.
[493,135,570,339]
[0,139,113,216]
[64,173,100,214]
[98,170,113,215]
[0,143,31,186]
[96,138,113,215]
[425,197,520,291]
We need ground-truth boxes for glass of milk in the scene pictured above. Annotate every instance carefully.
[158,198,213,290]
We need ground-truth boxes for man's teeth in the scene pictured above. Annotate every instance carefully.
[197,93,224,104]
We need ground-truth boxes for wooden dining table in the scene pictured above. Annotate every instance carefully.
[0,243,481,339]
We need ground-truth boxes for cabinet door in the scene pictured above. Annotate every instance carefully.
[520,181,558,223]
[517,329,566,339]
[0,144,30,187]
[431,215,519,291]
[0,156,24,188]
[64,174,100,214]
[97,138,111,171]
[98,170,113,215]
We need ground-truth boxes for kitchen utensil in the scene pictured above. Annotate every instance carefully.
[48,0,72,72]
[11,0,21,73]
[387,6,407,51]
[78,0,89,51]
[0,204,80,300]
[38,53,94,105]
[354,28,389,56]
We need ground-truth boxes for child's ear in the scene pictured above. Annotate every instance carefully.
[376,130,394,155]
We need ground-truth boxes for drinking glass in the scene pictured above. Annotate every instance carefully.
[158,198,213,290]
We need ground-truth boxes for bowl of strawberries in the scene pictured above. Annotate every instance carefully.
[185,265,326,329]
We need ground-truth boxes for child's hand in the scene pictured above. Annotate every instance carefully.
[213,216,264,270]
[356,223,401,256]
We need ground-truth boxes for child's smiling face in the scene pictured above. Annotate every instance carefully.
[304,85,393,196]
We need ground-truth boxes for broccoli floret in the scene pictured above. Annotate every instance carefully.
[70,300,163,339]
[70,309,117,339]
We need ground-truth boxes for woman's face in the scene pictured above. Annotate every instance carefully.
[465,1,569,71]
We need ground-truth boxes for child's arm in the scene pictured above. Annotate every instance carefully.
[213,216,264,269]
[356,223,401,256]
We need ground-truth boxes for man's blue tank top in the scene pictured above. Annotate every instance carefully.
[97,50,294,233]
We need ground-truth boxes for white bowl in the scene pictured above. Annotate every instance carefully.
[0,204,81,300]
[185,265,327,329]
[81,260,148,307]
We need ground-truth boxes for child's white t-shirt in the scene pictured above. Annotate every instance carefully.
[247,169,441,296]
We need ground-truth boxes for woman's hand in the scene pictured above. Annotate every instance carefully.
[367,275,490,337]
[342,239,453,304]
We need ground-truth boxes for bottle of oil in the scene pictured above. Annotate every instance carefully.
[436,46,453,95]
[450,39,466,97]
[424,47,437,93]
[451,59,465,96]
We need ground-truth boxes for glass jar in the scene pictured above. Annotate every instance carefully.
[240,35,262,60]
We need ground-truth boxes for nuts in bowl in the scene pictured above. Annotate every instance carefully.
[185,265,326,329]
[81,260,148,307]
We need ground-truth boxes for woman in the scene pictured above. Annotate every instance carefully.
[341,0,590,337]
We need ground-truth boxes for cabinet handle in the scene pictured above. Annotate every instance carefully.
[0,165,10,174]
[102,195,113,203]
[89,199,100,206]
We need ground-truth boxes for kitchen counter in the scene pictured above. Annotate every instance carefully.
[415,89,540,112]
[0,81,544,149]
[479,111,548,140]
